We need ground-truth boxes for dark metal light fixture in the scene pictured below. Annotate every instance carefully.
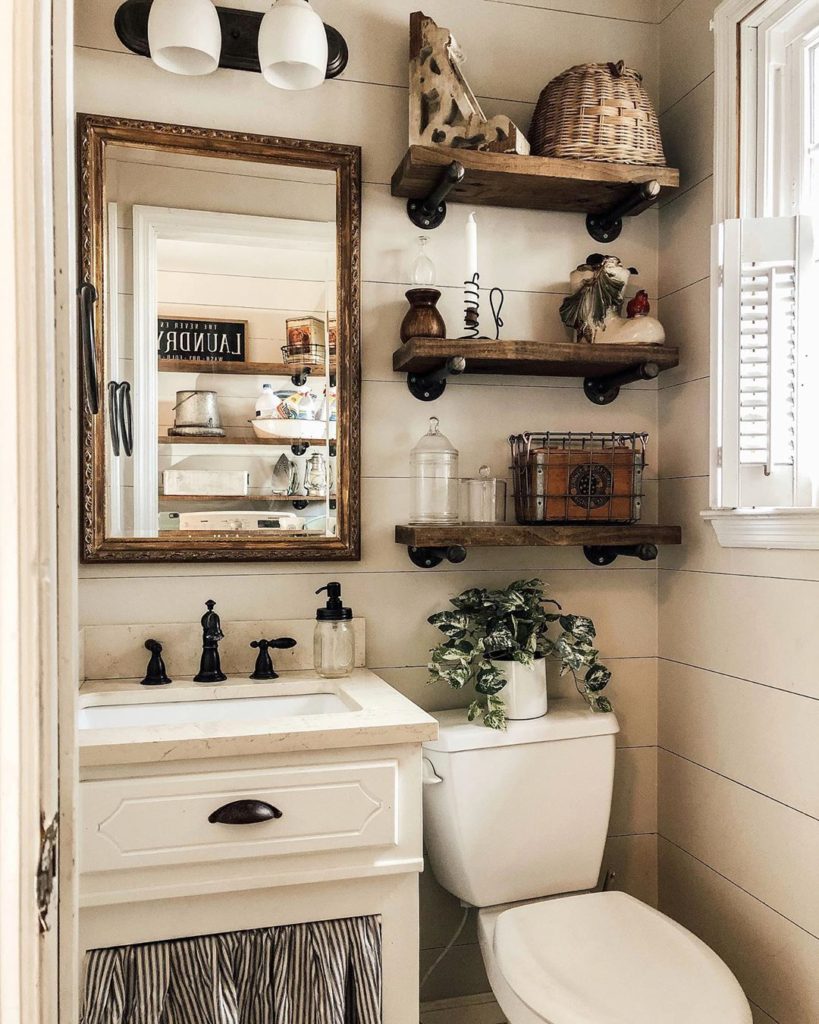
[114,0,349,83]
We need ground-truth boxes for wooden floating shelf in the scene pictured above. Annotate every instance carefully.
[391,145,679,216]
[394,338,679,379]
[396,522,682,568]
[159,435,329,447]
[158,360,332,377]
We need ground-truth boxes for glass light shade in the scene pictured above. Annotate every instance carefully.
[258,0,329,91]
[148,0,222,76]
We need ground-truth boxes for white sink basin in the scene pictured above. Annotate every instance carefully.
[78,692,350,730]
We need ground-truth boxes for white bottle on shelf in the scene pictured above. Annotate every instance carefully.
[255,383,277,419]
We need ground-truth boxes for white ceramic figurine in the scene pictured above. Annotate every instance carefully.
[560,253,665,345]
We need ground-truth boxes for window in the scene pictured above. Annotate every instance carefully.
[708,0,819,548]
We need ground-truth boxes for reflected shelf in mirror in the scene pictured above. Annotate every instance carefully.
[158,435,329,447]
[158,359,336,377]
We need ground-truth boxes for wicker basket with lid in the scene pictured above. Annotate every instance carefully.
[530,61,665,166]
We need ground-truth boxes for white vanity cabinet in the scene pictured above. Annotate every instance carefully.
[77,670,438,1024]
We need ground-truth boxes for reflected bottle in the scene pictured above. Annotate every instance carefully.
[410,417,460,525]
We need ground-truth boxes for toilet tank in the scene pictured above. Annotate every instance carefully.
[422,700,619,907]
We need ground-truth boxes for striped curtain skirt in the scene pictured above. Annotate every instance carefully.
[81,916,382,1024]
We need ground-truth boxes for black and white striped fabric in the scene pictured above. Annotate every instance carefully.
[81,916,382,1024]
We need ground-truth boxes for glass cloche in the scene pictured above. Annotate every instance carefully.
[410,416,459,525]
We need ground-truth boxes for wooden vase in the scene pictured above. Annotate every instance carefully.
[400,288,447,343]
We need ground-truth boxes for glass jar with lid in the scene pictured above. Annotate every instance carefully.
[410,416,459,525]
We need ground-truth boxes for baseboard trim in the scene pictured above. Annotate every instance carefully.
[420,991,506,1024]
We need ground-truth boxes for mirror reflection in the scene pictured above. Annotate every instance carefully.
[103,145,338,540]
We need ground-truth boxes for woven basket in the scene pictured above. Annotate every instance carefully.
[530,61,665,166]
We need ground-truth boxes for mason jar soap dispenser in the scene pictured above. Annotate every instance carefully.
[314,582,355,678]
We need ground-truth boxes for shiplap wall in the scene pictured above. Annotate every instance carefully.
[75,0,661,1003]
[656,3,819,1023]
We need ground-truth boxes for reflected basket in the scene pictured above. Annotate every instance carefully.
[509,431,647,525]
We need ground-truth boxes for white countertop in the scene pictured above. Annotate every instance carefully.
[78,669,438,768]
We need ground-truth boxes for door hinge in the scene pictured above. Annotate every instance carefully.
[37,813,58,933]
[716,446,723,468]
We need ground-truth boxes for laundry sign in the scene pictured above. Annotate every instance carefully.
[158,318,246,362]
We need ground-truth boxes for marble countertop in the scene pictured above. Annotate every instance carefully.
[78,670,439,768]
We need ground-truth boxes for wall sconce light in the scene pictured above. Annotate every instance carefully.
[147,0,222,76]
[115,0,349,87]
[258,0,328,91]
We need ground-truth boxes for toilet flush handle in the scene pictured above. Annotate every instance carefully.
[422,757,443,785]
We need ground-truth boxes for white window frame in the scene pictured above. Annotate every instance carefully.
[706,0,819,547]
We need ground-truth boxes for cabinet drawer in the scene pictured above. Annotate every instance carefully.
[81,760,397,873]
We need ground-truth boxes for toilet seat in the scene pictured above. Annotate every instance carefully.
[482,891,752,1024]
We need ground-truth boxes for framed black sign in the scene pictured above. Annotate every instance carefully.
[158,317,246,362]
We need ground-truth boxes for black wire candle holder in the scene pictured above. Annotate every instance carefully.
[461,273,504,340]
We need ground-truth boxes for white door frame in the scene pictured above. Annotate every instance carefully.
[0,1,69,1023]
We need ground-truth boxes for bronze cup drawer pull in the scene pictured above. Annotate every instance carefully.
[208,799,283,825]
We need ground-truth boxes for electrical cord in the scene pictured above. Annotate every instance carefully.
[420,905,471,990]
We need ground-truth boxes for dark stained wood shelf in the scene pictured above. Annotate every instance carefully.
[158,435,328,447]
[391,145,679,215]
[158,359,331,377]
[396,523,682,549]
[393,338,679,379]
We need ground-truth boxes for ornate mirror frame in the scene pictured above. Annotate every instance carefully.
[78,114,361,562]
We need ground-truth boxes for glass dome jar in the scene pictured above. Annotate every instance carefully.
[410,416,459,525]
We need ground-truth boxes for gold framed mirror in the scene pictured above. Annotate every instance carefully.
[77,114,360,562]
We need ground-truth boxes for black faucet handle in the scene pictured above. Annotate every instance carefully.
[269,637,297,650]
[141,638,172,686]
[249,637,297,680]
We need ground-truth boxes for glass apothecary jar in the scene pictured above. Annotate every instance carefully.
[410,416,459,525]
[461,465,507,523]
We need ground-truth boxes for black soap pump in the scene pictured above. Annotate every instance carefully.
[314,582,354,678]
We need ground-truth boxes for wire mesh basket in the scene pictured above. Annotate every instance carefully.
[509,432,648,525]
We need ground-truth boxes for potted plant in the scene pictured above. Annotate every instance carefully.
[427,578,612,729]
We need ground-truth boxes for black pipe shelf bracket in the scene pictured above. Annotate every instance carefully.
[407,355,467,402]
[583,360,660,406]
[585,179,661,244]
[114,0,349,80]
[583,543,658,566]
[408,545,468,569]
[406,161,466,230]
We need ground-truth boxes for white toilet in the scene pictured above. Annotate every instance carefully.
[422,701,753,1024]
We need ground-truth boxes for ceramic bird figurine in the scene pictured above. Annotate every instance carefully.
[627,289,651,318]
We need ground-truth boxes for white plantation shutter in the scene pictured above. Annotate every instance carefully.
[714,216,813,508]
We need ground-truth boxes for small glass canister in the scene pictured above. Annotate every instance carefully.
[410,416,459,525]
[461,466,507,523]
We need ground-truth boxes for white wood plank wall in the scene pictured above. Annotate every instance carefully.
[657,2,819,1021]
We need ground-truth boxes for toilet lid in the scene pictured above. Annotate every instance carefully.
[493,891,751,1024]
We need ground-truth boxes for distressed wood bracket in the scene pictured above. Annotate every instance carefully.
[583,360,660,406]
[585,179,661,243]
[114,0,349,79]
[406,160,465,229]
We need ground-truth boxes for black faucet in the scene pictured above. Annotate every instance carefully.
[194,599,227,683]
[249,637,297,680]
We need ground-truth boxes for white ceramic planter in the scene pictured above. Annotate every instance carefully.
[492,656,548,720]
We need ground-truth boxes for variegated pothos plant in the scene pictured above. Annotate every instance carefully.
[427,578,612,729]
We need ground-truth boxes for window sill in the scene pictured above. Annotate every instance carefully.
[701,508,819,549]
